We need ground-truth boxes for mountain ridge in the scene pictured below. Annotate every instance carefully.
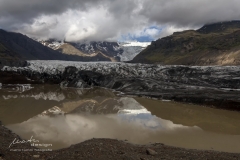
[39,39,150,62]
[0,29,112,64]
[0,41,26,69]
[131,21,240,65]
[0,28,149,65]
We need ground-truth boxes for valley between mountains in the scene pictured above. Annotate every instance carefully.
[1,21,240,160]
[1,21,240,110]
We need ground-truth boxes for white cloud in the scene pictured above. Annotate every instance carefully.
[135,27,161,38]
[159,26,194,38]
[1,0,240,41]
[16,5,148,42]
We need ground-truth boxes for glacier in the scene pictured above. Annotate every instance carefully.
[1,60,240,110]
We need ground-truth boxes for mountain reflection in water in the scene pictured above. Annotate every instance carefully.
[1,84,240,153]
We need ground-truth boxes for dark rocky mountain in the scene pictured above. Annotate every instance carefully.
[0,42,26,69]
[0,29,65,60]
[197,20,240,34]
[71,41,123,61]
[0,29,111,65]
[131,21,240,65]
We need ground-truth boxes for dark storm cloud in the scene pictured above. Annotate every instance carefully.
[0,0,111,39]
[0,0,240,41]
[140,0,240,27]
[0,0,100,22]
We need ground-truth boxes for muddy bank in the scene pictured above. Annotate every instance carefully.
[0,124,240,160]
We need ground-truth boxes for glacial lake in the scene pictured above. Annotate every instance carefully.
[0,84,240,153]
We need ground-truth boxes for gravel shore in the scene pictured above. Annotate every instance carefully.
[1,124,240,160]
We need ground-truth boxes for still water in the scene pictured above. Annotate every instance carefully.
[0,84,240,152]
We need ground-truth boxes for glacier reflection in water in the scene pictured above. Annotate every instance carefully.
[1,84,240,153]
[7,102,193,150]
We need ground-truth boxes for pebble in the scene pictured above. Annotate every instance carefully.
[33,155,40,158]
[146,148,157,156]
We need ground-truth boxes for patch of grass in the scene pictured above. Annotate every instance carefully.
[136,27,240,64]
[0,43,8,52]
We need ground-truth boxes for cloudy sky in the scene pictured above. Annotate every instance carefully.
[0,0,240,42]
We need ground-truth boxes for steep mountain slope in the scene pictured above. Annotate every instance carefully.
[0,42,26,69]
[39,40,121,61]
[0,29,64,60]
[0,42,20,60]
[131,21,240,65]
[58,43,116,61]
[40,40,150,62]
[57,43,86,56]
[72,41,122,61]
[0,30,111,62]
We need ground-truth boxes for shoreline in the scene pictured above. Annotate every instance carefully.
[1,124,240,160]
[1,72,240,112]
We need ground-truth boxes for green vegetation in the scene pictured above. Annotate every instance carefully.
[0,43,19,60]
[0,43,8,52]
[132,21,240,65]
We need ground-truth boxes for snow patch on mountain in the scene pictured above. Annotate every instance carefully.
[37,39,150,61]
[39,40,64,50]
